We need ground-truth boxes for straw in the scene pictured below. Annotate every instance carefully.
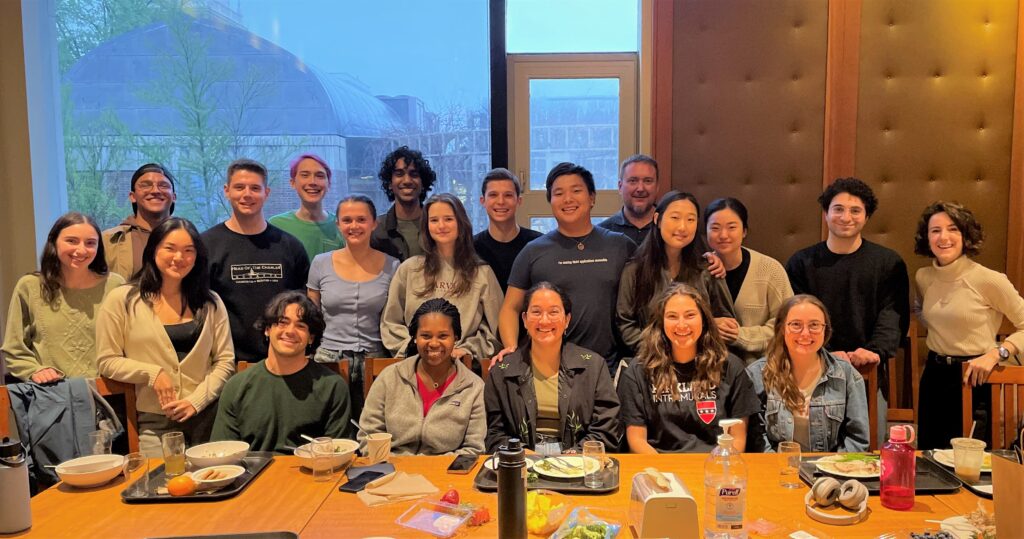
[969,421,977,439]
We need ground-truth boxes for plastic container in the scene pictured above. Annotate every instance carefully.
[880,425,917,510]
[525,489,573,536]
[395,499,473,538]
[704,418,747,539]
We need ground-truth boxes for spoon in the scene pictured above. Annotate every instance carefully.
[300,434,317,444]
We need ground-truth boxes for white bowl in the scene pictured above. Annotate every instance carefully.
[190,464,245,490]
[56,454,125,488]
[186,441,250,468]
[294,438,359,471]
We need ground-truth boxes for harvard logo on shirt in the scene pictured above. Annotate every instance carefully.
[697,400,717,424]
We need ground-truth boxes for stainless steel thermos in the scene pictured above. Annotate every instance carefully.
[496,438,527,539]
[0,437,31,533]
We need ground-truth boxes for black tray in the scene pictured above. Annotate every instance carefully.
[798,455,961,495]
[922,450,992,499]
[473,455,619,494]
[122,452,275,503]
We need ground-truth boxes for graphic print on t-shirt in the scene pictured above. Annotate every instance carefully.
[230,264,284,283]
[697,400,718,424]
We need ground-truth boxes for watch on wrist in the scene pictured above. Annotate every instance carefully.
[997,345,1010,360]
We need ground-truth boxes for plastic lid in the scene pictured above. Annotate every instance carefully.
[718,419,742,445]
[888,425,916,443]
[498,438,525,466]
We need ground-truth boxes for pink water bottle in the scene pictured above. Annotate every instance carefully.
[880,425,916,510]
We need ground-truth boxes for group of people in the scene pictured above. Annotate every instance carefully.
[4,146,1023,462]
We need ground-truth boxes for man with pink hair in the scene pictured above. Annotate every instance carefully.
[269,153,344,260]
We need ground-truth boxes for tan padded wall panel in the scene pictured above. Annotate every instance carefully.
[856,0,1017,278]
[672,0,828,263]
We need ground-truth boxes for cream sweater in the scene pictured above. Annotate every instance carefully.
[95,285,236,414]
[730,248,794,361]
[916,255,1024,360]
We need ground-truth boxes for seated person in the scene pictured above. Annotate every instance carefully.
[617,283,759,453]
[485,282,621,453]
[746,295,869,452]
[359,298,485,455]
[212,292,351,453]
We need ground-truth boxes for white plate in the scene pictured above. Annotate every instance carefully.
[533,456,600,479]
[483,456,534,471]
[813,454,881,478]
[932,449,993,473]
[939,516,981,539]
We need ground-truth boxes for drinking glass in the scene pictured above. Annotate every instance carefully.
[124,452,150,497]
[951,437,986,482]
[312,437,334,482]
[89,430,112,455]
[778,441,802,488]
[582,440,605,489]
[161,431,186,477]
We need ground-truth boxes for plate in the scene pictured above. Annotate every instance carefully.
[939,516,982,539]
[533,456,600,479]
[932,449,993,473]
[483,456,534,472]
[813,454,881,478]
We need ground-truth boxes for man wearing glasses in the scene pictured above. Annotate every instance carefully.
[102,163,177,279]
[370,146,436,261]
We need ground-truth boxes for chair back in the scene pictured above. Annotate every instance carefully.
[863,365,880,451]
[363,357,402,399]
[962,364,1024,449]
[0,386,11,440]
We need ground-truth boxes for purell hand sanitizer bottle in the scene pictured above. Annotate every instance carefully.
[704,419,747,538]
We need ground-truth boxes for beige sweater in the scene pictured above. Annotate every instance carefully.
[916,255,1024,360]
[730,248,794,361]
[95,285,236,414]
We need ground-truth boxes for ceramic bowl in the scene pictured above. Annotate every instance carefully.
[186,441,250,468]
[55,454,125,488]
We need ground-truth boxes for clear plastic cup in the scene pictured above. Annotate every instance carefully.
[311,437,334,482]
[778,441,801,488]
[582,440,605,489]
[951,437,986,482]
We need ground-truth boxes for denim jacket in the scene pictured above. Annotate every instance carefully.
[746,350,869,452]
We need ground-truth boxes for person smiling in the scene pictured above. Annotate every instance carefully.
[103,163,177,279]
[597,154,659,244]
[381,193,503,362]
[360,298,486,455]
[473,168,543,293]
[307,195,400,421]
[705,197,793,363]
[4,213,125,382]
[913,202,1024,449]
[370,146,437,261]
[269,153,344,261]
[746,295,869,453]
[97,218,235,456]
[617,283,759,453]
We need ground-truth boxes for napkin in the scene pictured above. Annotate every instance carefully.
[356,471,438,507]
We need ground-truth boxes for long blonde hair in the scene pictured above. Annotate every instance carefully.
[637,283,728,400]
[762,294,833,412]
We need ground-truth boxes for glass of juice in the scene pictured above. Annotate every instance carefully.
[951,437,986,482]
[161,431,187,477]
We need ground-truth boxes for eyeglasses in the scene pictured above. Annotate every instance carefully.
[135,180,174,192]
[785,322,827,335]
[525,309,565,321]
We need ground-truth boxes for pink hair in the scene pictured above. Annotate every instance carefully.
[289,153,332,181]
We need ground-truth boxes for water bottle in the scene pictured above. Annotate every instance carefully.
[880,425,916,510]
[704,419,747,539]
[0,437,31,533]
[496,438,527,539]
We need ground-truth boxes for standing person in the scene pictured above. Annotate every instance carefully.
[746,295,870,453]
[96,218,235,456]
[785,177,909,441]
[202,158,310,363]
[913,202,1024,449]
[706,197,793,364]
[307,195,400,422]
[4,213,125,382]
[103,163,176,279]
[598,154,659,245]
[381,194,503,362]
[497,162,636,371]
[370,146,437,261]
[472,168,542,292]
[213,292,351,453]
[617,191,733,354]
[269,153,344,261]
[617,283,760,453]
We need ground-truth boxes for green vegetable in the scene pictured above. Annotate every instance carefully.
[835,454,879,462]
[564,522,609,539]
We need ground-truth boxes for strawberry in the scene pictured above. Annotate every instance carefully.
[468,505,491,526]
[440,488,460,505]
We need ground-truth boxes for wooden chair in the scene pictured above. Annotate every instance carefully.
[888,318,920,425]
[961,364,1024,449]
[863,365,880,451]
[237,360,351,384]
[361,356,478,400]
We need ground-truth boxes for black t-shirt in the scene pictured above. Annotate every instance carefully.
[473,227,543,293]
[724,248,752,302]
[617,354,760,453]
[202,223,310,362]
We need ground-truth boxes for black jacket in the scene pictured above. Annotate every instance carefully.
[484,342,621,452]
[370,205,412,261]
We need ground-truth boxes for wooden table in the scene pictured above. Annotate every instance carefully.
[9,453,992,538]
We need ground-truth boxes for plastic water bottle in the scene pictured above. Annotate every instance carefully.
[880,425,916,510]
[704,419,747,539]
[496,438,527,539]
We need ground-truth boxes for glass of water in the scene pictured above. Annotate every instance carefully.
[89,430,112,455]
[582,440,605,489]
[778,441,802,488]
[311,437,334,482]
[124,452,149,497]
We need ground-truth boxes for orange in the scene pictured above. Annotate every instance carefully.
[167,475,196,497]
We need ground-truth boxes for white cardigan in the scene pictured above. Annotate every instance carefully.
[96,285,235,414]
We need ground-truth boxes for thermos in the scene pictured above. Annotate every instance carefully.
[880,425,917,510]
[496,438,527,539]
[0,437,31,533]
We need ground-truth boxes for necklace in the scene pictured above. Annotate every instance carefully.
[571,231,593,251]
[419,363,454,390]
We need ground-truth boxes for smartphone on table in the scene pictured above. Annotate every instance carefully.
[338,470,386,493]
[446,454,479,475]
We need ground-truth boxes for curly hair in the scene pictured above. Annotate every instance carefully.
[637,283,729,400]
[255,291,327,354]
[36,212,109,307]
[913,201,984,258]
[406,298,463,357]
[417,194,483,298]
[818,177,878,217]
[762,295,833,413]
[377,146,436,203]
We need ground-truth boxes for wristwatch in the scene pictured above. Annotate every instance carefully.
[997,345,1011,360]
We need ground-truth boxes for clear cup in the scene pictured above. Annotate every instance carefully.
[778,441,802,488]
[582,440,605,489]
[311,437,334,482]
[161,431,187,477]
[124,452,150,497]
[89,430,112,455]
[365,433,392,464]
[951,437,986,482]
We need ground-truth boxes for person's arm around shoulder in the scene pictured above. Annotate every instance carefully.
[582,354,622,449]
[180,295,236,414]
[456,376,487,455]
[95,287,164,385]
[380,260,413,357]
[838,359,870,452]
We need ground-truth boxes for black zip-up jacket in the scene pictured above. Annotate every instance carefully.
[370,205,412,261]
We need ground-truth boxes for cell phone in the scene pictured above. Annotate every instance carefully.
[447,454,479,474]
[338,470,386,493]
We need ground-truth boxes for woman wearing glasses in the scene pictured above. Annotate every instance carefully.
[746,295,870,452]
